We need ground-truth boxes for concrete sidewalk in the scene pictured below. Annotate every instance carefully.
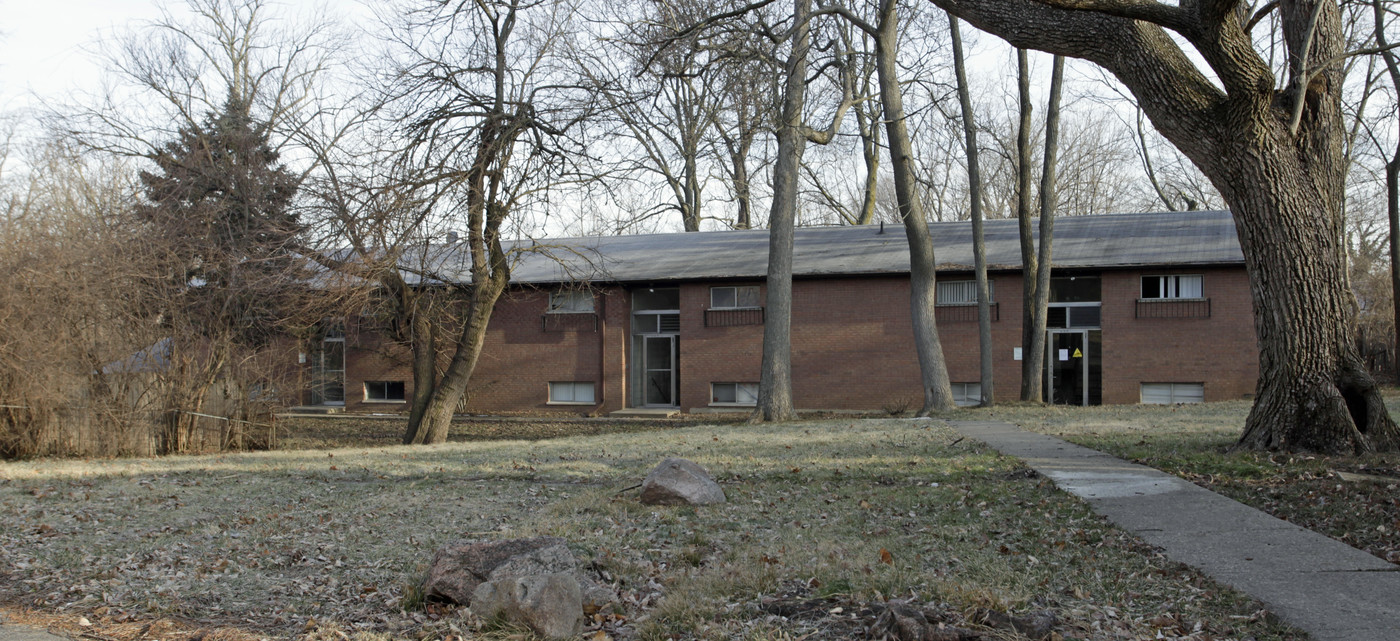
[0,617,66,641]
[948,420,1400,641]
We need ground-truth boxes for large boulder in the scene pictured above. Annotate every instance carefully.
[471,572,583,639]
[422,537,616,614]
[640,457,726,506]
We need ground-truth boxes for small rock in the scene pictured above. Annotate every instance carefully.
[422,537,618,614]
[472,572,583,639]
[640,457,726,505]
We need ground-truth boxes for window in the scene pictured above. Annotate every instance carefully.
[1141,275,1203,299]
[1047,305,1101,328]
[548,381,595,404]
[364,380,406,402]
[1140,382,1204,404]
[937,280,993,305]
[711,382,759,405]
[548,291,594,314]
[951,382,982,407]
[710,285,761,309]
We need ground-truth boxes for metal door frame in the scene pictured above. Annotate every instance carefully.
[640,333,678,407]
[1046,329,1088,406]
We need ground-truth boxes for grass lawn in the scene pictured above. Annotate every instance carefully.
[977,399,1400,564]
[0,417,1302,641]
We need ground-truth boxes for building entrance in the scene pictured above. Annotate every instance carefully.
[1047,330,1102,406]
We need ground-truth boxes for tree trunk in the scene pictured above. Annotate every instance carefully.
[856,105,881,226]
[1228,152,1399,453]
[1374,0,1400,381]
[1026,55,1064,403]
[1013,49,1039,401]
[753,0,811,422]
[927,0,1400,454]
[402,302,439,444]
[413,279,506,444]
[871,0,954,414]
[949,16,990,406]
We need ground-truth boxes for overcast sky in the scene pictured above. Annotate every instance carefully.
[0,1,172,115]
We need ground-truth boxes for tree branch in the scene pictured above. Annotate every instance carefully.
[1029,0,1187,30]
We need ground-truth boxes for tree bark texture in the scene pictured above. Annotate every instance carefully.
[949,16,992,406]
[874,0,956,414]
[402,300,439,444]
[1027,55,1065,403]
[926,0,1399,453]
[1014,49,1040,402]
[753,0,812,422]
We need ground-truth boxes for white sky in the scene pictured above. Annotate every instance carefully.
[0,1,170,116]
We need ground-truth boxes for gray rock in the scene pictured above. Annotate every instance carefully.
[422,536,618,614]
[471,572,583,639]
[640,457,726,505]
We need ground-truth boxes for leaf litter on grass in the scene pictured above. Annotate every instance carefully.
[1,418,1303,640]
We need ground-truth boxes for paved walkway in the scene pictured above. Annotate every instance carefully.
[948,420,1400,641]
[0,617,66,641]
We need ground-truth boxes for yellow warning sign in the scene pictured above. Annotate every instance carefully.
[1072,348,1083,358]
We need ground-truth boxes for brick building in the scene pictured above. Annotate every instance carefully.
[304,210,1258,414]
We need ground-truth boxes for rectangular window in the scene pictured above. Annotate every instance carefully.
[937,280,993,305]
[548,381,596,404]
[1047,305,1101,329]
[363,380,406,402]
[1140,382,1204,404]
[711,382,759,405]
[710,285,760,309]
[548,291,594,313]
[951,382,982,407]
[1141,275,1203,299]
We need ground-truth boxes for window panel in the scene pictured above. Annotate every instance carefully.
[548,291,594,313]
[952,382,982,407]
[549,381,595,404]
[937,280,992,305]
[711,287,737,309]
[712,382,759,405]
[364,380,405,402]
[736,286,761,308]
[1069,306,1101,328]
[1141,275,1203,300]
[711,286,760,309]
[1140,382,1203,404]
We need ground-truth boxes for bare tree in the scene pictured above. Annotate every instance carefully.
[381,0,595,444]
[929,0,1400,454]
[949,15,994,405]
[754,0,857,421]
[1372,0,1400,379]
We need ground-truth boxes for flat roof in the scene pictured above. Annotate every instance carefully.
[418,210,1243,285]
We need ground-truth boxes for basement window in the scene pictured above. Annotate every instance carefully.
[937,280,993,305]
[1140,382,1204,404]
[364,380,406,403]
[548,381,596,405]
[548,290,594,313]
[711,285,761,309]
[711,382,759,405]
[951,382,982,407]
[1141,275,1203,299]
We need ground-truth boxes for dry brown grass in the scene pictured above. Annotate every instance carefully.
[2,417,1303,640]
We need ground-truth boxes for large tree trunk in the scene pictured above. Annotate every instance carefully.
[753,0,811,422]
[949,16,991,407]
[1225,139,1400,453]
[927,0,1400,453]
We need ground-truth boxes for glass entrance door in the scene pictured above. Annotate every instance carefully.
[643,335,678,406]
[312,338,345,405]
[1046,330,1102,406]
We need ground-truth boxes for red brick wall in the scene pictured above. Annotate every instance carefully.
[330,267,1259,414]
[1100,267,1258,403]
